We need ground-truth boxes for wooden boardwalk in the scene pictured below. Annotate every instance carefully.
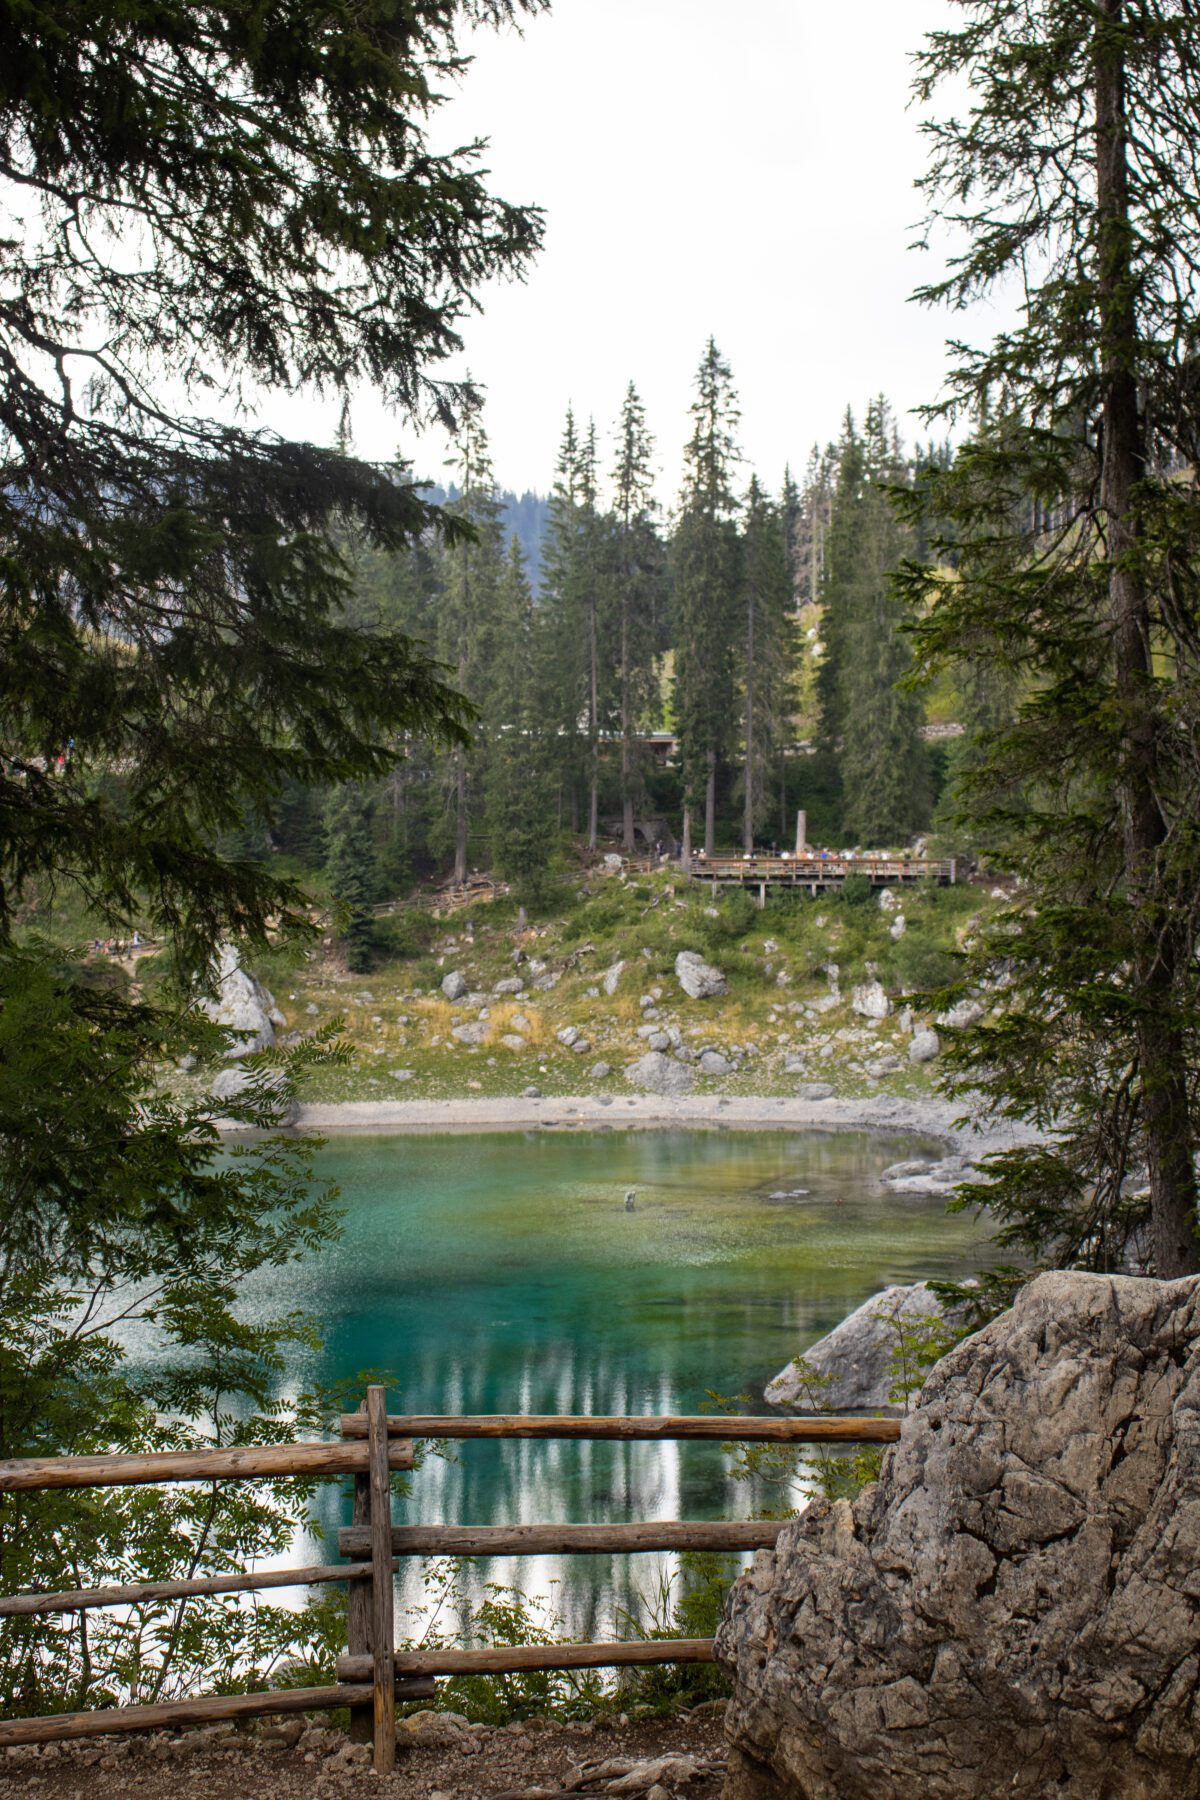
[687,854,955,897]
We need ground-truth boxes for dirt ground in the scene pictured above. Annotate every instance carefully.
[0,1705,730,1799]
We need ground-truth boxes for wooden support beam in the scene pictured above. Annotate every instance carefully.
[367,1385,396,1776]
[339,1519,786,1560]
[346,1401,373,1747]
[340,1413,899,1444]
[0,1439,413,1493]
[0,1562,373,1619]
[0,1678,438,1749]
[338,1637,715,1682]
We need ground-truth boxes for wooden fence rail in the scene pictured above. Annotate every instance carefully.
[0,1394,899,1771]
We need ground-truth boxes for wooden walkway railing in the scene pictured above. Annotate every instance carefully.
[0,1394,900,1772]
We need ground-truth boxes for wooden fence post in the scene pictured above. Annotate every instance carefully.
[345,1400,372,1746]
[366,1385,396,1775]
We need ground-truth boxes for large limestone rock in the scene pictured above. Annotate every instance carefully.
[764,1282,949,1413]
[198,943,285,1057]
[850,979,892,1021]
[717,1272,1200,1800]
[624,1050,695,1095]
[675,949,727,999]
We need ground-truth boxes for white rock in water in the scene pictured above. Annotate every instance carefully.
[198,943,286,1057]
[851,979,893,1020]
[602,960,626,996]
[441,970,467,1001]
[765,1281,951,1413]
[909,1026,941,1063]
[625,1051,696,1095]
[675,949,727,999]
[723,1273,1200,1798]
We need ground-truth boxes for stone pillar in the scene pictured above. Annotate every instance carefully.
[795,810,807,854]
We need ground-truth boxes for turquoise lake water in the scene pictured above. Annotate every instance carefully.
[246,1128,988,1636]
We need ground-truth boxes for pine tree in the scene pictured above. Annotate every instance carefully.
[901,0,1200,1280]
[610,383,666,850]
[437,405,505,885]
[737,478,794,851]
[819,403,928,845]
[672,339,742,860]
[483,539,556,896]
[324,783,376,972]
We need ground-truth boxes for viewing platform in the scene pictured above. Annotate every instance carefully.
[686,853,956,896]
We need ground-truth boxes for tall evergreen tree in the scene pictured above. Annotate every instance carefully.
[437,404,505,885]
[737,478,795,851]
[902,0,1200,1281]
[820,402,929,844]
[610,383,666,850]
[673,339,742,860]
[324,783,376,972]
[483,539,555,894]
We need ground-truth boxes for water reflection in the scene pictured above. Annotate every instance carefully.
[246,1128,990,1634]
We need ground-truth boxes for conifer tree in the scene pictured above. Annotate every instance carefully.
[324,783,376,972]
[437,405,504,884]
[820,404,928,844]
[610,383,666,850]
[673,339,742,859]
[539,409,587,831]
[737,478,794,851]
[484,539,555,895]
[902,0,1200,1280]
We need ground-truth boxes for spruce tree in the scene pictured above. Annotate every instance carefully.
[483,539,555,895]
[610,383,666,850]
[437,405,504,885]
[820,403,929,844]
[901,0,1200,1279]
[324,783,377,972]
[672,339,742,859]
[737,478,795,851]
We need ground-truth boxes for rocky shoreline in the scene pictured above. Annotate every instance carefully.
[290,1089,1031,1160]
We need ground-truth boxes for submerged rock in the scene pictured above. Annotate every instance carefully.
[720,1271,1200,1799]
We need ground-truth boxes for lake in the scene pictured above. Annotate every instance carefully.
[247,1127,987,1637]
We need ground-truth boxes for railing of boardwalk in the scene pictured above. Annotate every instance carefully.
[0,1388,901,1773]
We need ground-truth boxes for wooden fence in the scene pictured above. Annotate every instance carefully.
[0,1393,900,1773]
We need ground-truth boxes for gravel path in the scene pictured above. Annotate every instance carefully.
[0,1708,729,1799]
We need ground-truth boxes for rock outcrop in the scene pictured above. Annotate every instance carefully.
[197,943,286,1056]
[717,1272,1200,1800]
[624,1050,695,1095]
[675,949,727,999]
[764,1281,950,1413]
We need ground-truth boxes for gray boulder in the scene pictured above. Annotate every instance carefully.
[624,1051,695,1095]
[492,976,524,996]
[450,1021,487,1046]
[602,961,626,996]
[699,1050,733,1076]
[674,949,727,999]
[589,1061,612,1079]
[796,1082,834,1101]
[719,1272,1200,1800]
[197,943,286,1057]
[207,1063,297,1126]
[851,979,892,1020]
[765,1281,950,1413]
[440,969,467,1001]
[908,1026,940,1063]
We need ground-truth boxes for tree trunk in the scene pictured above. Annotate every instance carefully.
[587,591,599,852]
[621,593,635,852]
[744,584,756,855]
[704,751,717,858]
[681,805,692,873]
[453,753,468,887]
[1095,0,1197,1274]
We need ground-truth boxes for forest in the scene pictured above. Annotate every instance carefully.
[298,353,958,952]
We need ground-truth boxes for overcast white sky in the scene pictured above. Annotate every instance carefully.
[271,0,974,501]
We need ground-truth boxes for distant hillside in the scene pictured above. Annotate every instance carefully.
[422,483,551,594]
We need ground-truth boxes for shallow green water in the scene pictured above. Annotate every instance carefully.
[250,1128,987,1633]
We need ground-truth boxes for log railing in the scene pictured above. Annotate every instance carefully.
[0,1395,900,1772]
